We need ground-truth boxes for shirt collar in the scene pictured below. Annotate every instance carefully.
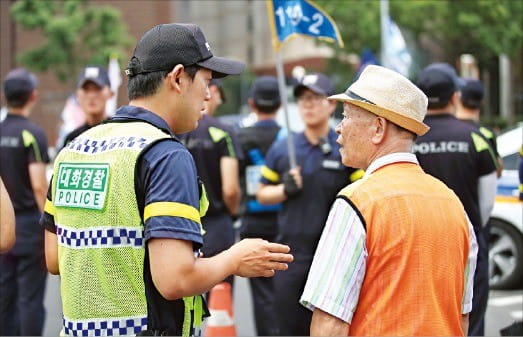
[111,105,177,138]
[364,152,419,177]
[254,119,279,128]
[5,114,27,120]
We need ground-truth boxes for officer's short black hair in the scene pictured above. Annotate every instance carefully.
[127,65,200,100]
[254,102,280,114]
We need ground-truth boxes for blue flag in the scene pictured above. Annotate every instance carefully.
[266,0,344,50]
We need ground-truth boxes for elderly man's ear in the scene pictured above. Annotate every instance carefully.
[371,116,387,145]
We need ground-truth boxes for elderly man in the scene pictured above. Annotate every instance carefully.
[300,65,478,336]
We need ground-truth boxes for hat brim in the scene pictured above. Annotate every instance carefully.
[77,78,106,89]
[197,56,245,79]
[328,93,430,136]
[293,84,327,97]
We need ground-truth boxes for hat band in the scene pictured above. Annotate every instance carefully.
[345,90,376,105]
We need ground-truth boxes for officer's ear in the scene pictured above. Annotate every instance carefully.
[247,98,256,111]
[167,65,185,92]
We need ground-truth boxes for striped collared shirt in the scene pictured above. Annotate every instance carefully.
[300,152,478,323]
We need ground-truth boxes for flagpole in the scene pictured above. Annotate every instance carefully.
[380,0,390,69]
[275,51,297,168]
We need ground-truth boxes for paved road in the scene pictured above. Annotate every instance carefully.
[44,273,521,336]
[486,289,523,336]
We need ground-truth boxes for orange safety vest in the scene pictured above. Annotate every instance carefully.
[338,162,470,336]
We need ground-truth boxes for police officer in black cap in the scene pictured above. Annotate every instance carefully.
[238,76,284,336]
[257,72,361,335]
[41,23,293,337]
[0,68,49,335]
[61,65,113,148]
[414,63,497,336]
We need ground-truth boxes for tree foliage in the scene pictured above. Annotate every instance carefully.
[314,0,522,73]
[11,0,132,83]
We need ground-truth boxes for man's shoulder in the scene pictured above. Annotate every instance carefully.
[20,120,48,144]
[7,117,45,135]
[207,116,237,135]
[142,137,192,165]
[64,124,90,143]
[268,135,290,154]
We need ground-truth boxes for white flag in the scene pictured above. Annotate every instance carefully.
[384,17,412,77]
[105,54,122,117]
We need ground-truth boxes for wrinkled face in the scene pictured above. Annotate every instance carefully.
[177,68,212,133]
[77,82,111,117]
[296,88,334,127]
[335,103,376,169]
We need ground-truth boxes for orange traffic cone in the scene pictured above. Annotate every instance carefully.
[204,282,237,336]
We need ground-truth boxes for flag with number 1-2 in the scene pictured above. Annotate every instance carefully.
[266,0,344,51]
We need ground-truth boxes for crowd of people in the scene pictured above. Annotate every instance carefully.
[0,22,521,337]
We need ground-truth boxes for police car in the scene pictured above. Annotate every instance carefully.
[488,123,523,289]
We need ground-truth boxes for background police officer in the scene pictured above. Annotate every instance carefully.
[0,68,49,335]
[456,78,503,176]
[257,72,361,336]
[61,65,113,148]
[238,76,283,336]
[415,63,497,337]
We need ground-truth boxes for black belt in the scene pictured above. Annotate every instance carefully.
[136,328,177,336]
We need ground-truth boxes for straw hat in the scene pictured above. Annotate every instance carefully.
[329,65,429,136]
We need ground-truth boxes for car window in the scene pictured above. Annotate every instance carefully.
[502,153,520,171]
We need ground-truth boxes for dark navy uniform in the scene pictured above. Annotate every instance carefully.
[414,114,497,336]
[41,106,209,335]
[238,119,285,336]
[260,129,360,336]
[0,114,49,335]
[179,114,242,285]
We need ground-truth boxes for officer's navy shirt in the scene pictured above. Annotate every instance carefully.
[40,106,205,334]
[0,114,49,212]
[178,113,242,216]
[261,129,355,258]
[414,114,497,231]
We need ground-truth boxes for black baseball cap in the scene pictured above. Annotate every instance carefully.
[126,23,245,79]
[293,72,334,98]
[77,65,111,89]
[251,76,280,108]
[461,78,484,108]
[416,63,463,108]
[3,68,38,100]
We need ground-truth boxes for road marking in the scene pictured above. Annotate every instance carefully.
[489,295,523,306]
[511,311,523,320]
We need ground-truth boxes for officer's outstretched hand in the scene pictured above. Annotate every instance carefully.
[229,239,293,278]
[282,167,302,199]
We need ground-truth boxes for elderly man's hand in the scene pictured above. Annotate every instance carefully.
[228,239,293,278]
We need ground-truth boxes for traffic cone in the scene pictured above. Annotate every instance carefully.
[204,282,237,336]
